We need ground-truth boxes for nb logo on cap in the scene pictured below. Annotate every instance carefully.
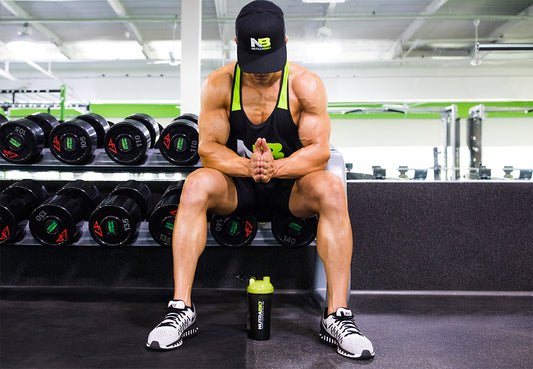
[250,37,271,51]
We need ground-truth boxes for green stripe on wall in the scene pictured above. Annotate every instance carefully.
[90,104,181,118]
[2,102,531,121]
[2,104,182,120]
[328,101,533,119]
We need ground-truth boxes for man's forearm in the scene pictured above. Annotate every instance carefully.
[199,142,251,177]
[273,143,330,179]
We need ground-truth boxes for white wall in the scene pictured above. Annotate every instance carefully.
[317,62,533,103]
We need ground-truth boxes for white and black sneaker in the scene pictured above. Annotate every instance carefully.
[146,300,198,350]
[319,307,374,359]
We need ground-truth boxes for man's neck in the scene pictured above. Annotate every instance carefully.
[243,70,283,87]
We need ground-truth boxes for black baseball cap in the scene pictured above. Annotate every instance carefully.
[235,1,287,73]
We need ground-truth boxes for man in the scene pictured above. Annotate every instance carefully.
[146,0,374,360]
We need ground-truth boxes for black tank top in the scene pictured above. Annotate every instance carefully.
[227,62,303,159]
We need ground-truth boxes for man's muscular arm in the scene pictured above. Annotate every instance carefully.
[269,68,331,180]
[197,67,256,178]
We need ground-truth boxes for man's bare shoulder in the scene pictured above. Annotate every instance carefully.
[204,62,237,90]
[288,62,326,101]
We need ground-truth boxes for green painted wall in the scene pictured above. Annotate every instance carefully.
[2,101,531,120]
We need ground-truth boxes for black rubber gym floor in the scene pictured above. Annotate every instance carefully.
[1,287,532,369]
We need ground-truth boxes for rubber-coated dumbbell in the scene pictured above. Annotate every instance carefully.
[159,114,199,165]
[89,180,152,247]
[29,180,100,246]
[104,113,160,164]
[49,113,111,164]
[0,179,49,244]
[148,182,183,246]
[271,214,318,248]
[0,112,59,163]
[210,211,257,247]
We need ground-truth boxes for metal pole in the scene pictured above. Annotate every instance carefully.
[477,43,533,51]
[468,104,484,178]
[440,110,449,180]
[180,1,202,115]
[451,105,460,180]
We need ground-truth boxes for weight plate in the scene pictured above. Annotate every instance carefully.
[0,195,26,244]
[49,119,98,164]
[104,119,151,164]
[159,119,199,165]
[162,181,184,197]
[0,114,8,124]
[29,196,83,246]
[110,180,152,216]
[89,195,143,247]
[125,113,160,148]
[76,113,110,148]
[3,179,49,207]
[0,179,50,244]
[175,113,198,124]
[25,112,59,147]
[148,204,178,247]
[271,215,318,248]
[0,119,45,163]
[152,123,164,149]
[148,183,182,246]
[210,212,257,247]
[56,180,101,216]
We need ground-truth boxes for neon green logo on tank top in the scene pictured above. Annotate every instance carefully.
[252,142,285,159]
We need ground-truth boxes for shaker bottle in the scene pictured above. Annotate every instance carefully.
[247,276,274,340]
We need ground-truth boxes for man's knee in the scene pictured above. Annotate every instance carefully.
[180,168,237,214]
[303,170,344,195]
[180,169,220,206]
[316,172,346,209]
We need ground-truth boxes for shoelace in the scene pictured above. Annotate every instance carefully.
[158,308,192,333]
[330,315,362,338]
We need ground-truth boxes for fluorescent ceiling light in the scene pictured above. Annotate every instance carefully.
[66,41,144,60]
[305,42,342,61]
[298,39,396,63]
[145,40,181,60]
[6,41,67,61]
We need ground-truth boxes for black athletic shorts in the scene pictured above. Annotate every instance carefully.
[233,177,296,220]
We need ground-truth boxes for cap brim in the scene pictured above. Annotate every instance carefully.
[237,43,287,74]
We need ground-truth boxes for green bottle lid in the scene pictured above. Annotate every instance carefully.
[247,276,274,294]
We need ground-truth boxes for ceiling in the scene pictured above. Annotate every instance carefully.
[1,0,532,100]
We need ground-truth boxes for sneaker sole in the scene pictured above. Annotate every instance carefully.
[319,324,374,360]
[146,322,199,351]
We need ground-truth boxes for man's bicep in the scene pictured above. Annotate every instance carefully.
[297,109,331,149]
[198,74,231,145]
[199,108,230,146]
[294,73,331,148]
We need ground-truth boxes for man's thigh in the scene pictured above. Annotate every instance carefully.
[288,171,342,218]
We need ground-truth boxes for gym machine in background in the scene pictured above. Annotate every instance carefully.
[468,104,533,180]
[1,87,89,122]
[440,105,460,181]
[337,103,532,181]
[339,105,460,181]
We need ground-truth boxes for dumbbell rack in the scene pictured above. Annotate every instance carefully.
[0,148,287,248]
